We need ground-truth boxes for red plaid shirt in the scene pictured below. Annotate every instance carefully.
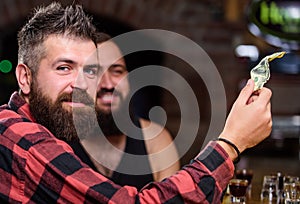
[0,92,234,203]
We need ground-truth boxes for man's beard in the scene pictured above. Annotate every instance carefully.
[29,82,99,142]
[95,89,134,137]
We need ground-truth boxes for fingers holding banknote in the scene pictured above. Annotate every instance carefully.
[219,79,272,154]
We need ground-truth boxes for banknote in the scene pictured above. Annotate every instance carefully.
[250,51,286,91]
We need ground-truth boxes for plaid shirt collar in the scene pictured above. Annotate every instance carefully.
[8,91,36,123]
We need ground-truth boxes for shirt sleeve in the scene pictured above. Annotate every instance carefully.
[23,127,234,204]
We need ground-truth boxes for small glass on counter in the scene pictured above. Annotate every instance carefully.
[261,175,278,203]
[235,169,253,197]
[229,179,249,204]
[284,176,300,204]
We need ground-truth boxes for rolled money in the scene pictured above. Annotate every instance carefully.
[250,51,286,91]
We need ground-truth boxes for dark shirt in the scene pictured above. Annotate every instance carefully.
[69,118,154,190]
[0,92,234,203]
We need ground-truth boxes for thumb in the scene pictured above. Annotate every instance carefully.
[237,79,255,105]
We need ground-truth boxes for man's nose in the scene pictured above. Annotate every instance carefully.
[73,71,88,90]
[98,72,114,90]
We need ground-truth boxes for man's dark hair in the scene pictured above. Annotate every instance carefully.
[95,32,112,44]
[17,2,97,75]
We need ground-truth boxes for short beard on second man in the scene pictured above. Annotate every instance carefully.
[95,88,135,137]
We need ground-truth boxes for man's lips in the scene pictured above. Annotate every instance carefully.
[97,93,120,105]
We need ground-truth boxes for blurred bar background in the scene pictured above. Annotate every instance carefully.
[0,0,299,200]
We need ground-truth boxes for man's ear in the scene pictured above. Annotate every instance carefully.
[15,64,32,95]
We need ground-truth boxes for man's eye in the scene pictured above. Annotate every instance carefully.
[84,68,98,78]
[110,67,126,76]
[57,66,71,71]
[115,69,124,74]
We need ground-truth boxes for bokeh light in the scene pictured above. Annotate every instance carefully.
[0,60,13,73]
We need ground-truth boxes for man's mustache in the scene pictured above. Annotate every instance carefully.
[96,88,122,99]
[59,88,94,106]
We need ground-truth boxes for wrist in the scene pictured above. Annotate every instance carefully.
[215,138,240,164]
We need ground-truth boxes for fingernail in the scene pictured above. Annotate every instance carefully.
[246,79,251,86]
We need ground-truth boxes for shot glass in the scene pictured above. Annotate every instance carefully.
[229,179,249,204]
[235,169,253,197]
[284,177,300,204]
[260,175,278,203]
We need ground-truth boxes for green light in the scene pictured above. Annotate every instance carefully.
[0,60,13,73]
